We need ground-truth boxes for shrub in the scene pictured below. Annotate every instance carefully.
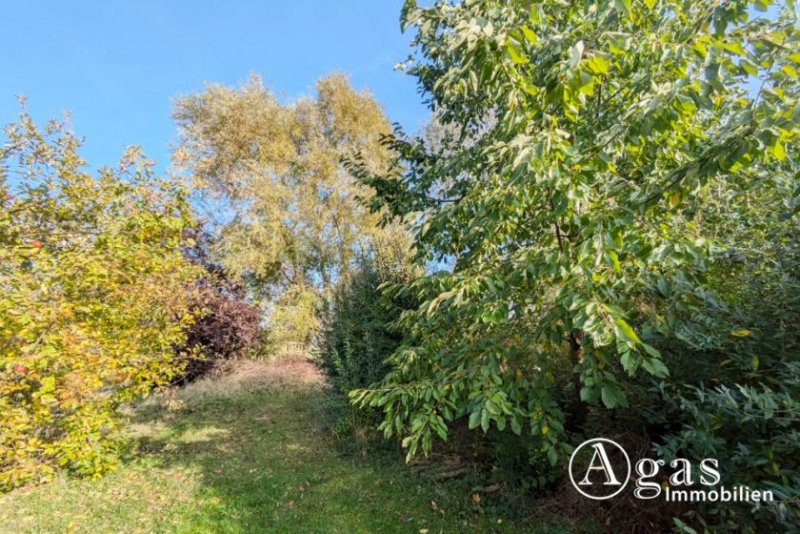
[0,110,199,490]
[320,228,419,393]
[643,213,800,530]
[178,282,262,382]
[317,229,418,451]
[177,229,262,382]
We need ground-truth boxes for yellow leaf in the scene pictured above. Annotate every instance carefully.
[774,140,786,162]
[731,328,751,337]
[521,26,538,45]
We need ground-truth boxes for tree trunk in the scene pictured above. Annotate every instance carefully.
[568,329,587,428]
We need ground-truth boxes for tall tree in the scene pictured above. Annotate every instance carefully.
[173,74,393,344]
[353,0,800,463]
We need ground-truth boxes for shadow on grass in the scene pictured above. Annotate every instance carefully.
[126,376,547,534]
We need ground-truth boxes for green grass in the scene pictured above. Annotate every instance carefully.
[0,362,568,533]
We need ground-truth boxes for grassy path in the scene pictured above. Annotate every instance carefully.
[0,360,562,533]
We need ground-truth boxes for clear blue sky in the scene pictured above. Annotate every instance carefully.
[0,1,426,173]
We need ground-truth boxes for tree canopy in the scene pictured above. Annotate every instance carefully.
[354,0,800,463]
[173,75,395,344]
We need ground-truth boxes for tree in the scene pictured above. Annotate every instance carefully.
[353,0,800,467]
[0,108,200,489]
[173,74,394,346]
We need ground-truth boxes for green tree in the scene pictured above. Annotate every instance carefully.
[321,226,420,393]
[0,109,200,489]
[173,74,393,346]
[353,0,800,467]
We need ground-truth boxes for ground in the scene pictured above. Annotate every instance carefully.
[0,359,567,533]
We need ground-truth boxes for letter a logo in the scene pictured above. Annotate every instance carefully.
[569,438,631,500]
[578,442,622,486]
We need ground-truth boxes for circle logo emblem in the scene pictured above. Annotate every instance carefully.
[568,438,631,500]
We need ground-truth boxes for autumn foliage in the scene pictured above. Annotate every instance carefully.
[0,111,200,489]
[178,229,262,382]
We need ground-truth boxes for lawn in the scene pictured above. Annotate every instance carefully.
[0,360,567,533]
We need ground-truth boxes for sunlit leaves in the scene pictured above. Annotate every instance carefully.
[354,0,800,464]
[173,74,395,346]
[0,111,199,489]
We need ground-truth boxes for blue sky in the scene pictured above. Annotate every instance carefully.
[0,1,427,173]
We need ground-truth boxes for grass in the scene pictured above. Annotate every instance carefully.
[0,360,568,533]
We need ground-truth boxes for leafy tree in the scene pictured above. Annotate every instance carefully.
[0,109,200,489]
[173,74,393,346]
[353,0,800,470]
[318,226,419,454]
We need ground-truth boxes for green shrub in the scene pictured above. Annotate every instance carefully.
[317,229,418,451]
[645,219,800,530]
[320,228,419,394]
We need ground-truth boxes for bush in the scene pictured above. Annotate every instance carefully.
[317,229,418,451]
[178,282,262,382]
[320,228,418,393]
[642,214,800,530]
[0,110,199,490]
[177,229,262,382]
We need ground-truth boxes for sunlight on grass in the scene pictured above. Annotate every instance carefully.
[0,362,567,533]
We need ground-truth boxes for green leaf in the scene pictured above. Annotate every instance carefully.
[496,416,507,431]
[641,357,669,378]
[620,350,638,373]
[584,56,610,75]
[773,140,786,162]
[580,386,600,402]
[656,277,669,297]
[600,386,616,409]
[547,446,558,466]
[510,416,522,435]
[506,42,528,65]
[609,251,621,272]
[468,409,481,430]
[740,58,759,76]
[614,0,632,17]
[642,343,661,358]
[721,42,745,56]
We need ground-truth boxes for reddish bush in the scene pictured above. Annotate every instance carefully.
[177,228,262,382]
